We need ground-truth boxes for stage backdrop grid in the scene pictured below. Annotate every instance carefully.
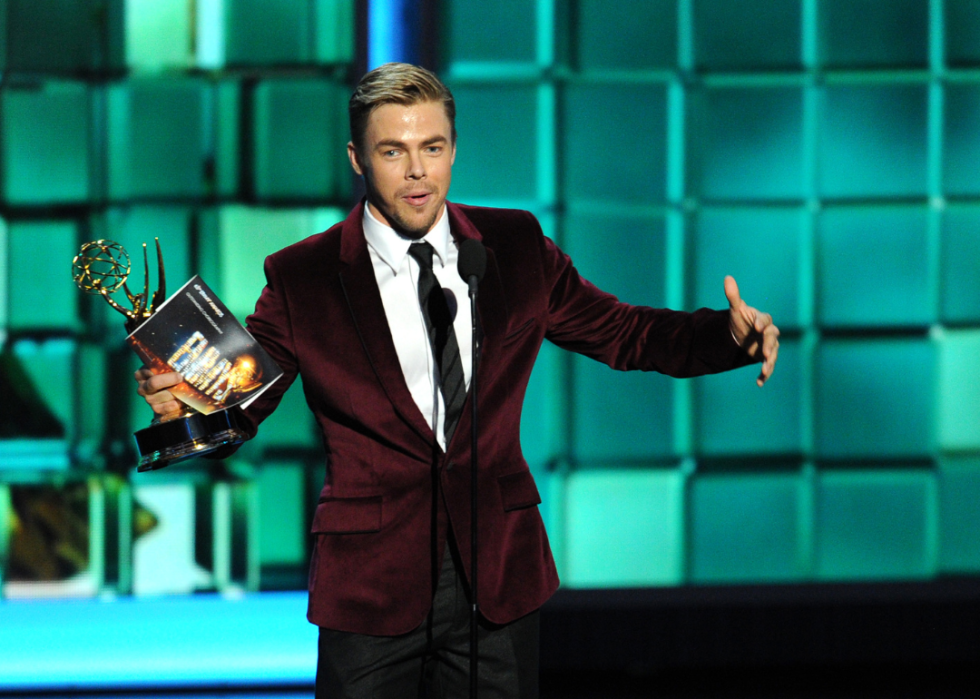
[442,0,980,586]
[1,0,979,605]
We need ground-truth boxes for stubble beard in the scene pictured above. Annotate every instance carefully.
[365,179,442,240]
[386,203,441,240]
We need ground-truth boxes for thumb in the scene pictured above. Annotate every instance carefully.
[724,275,742,310]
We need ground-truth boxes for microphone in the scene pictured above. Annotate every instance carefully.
[457,239,486,294]
[443,289,458,322]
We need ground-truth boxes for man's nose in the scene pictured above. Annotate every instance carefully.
[406,150,425,179]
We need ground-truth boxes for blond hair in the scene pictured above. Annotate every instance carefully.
[349,63,456,152]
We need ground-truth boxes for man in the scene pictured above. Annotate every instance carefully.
[136,63,779,698]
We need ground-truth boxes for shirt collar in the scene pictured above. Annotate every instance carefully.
[362,202,452,275]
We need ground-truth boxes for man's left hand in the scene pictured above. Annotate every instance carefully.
[725,275,779,387]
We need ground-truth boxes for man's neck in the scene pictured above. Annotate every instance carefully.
[362,202,452,273]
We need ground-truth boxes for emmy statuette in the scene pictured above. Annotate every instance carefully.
[72,240,248,471]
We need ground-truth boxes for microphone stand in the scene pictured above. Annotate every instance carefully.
[457,238,486,699]
[467,273,480,699]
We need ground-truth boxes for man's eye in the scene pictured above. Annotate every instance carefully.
[383,149,400,157]
[426,146,442,154]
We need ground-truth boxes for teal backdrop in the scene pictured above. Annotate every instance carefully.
[1,0,980,598]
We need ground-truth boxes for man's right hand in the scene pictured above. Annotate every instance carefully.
[134,368,185,422]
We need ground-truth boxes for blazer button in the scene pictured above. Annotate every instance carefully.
[446,461,455,472]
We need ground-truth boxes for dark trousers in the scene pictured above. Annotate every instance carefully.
[315,545,539,699]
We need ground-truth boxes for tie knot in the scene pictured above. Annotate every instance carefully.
[408,241,435,270]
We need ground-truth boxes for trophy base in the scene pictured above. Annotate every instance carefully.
[134,409,247,472]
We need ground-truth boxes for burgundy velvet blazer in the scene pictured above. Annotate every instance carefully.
[237,201,751,635]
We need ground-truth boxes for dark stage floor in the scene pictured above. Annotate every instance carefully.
[2,580,978,698]
[3,667,977,699]
[540,664,978,698]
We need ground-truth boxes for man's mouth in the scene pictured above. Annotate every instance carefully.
[403,192,432,207]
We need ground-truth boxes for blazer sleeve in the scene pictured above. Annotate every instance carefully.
[205,254,301,458]
[235,253,303,436]
[539,234,753,378]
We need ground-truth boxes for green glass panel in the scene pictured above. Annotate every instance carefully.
[449,84,539,201]
[694,339,802,456]
[694,0,801,70]
[224,0,310,65]
[564,468,686,587]
[107,79,208,199]
[0,217,7,331]
[129,480,204,595]
[563,84,668,204]
[125,0,191,69]
[937,329,980,451]
[519,341,564,469]
[572,359,674,461]
[941,206,980,324]
[691,207,804,329]
[819,0,929,68]
[688,87,805,201]
[205,206,346,320]
[0,8,6,72]
[815,468,936,581]
[3,0,124,73]
[564,211,666,307]
[446,0,537,65]
[313,0,355,64]
[1,83,90,205]
[564,211,672,461]
[8,220,78,330]
[249,380,317,450]
[818,85,928,198]
[77,342,106,455]
[11,338,77,440]
[942,84,980,196]
[1,342,66,442]
[817,206,933,328]
[215,81,241,198]
[943,0,980,66]
[221,0,352,66]
[937,456,980,573]
[257,461,307,566]
[815,339,935,458]
[690,470,806,583]
[533,470,560,565]
[252,79,348,200]
[194,0,223,69]
[577,0,676,70]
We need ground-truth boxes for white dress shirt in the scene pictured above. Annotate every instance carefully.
[362,204,473,450]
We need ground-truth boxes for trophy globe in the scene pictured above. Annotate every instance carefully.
[72,240,131,294]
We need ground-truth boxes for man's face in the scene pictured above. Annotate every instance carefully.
[348,100,456,239]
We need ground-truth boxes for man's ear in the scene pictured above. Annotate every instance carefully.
[347,142,364,176]
[450,140,456,166]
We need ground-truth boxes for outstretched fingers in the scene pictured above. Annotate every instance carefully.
[756,323,780,387]
[725,276,757,347]
[723,276,780,386]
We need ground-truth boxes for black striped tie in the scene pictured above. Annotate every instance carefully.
[408,242,467,445]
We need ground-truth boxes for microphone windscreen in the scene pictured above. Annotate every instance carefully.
[443,289,458,322]
[457,239,487,282]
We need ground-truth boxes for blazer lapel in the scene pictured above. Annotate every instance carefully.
[338,203,434,445]
[446,202,508,374]
[447,203,507,343]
